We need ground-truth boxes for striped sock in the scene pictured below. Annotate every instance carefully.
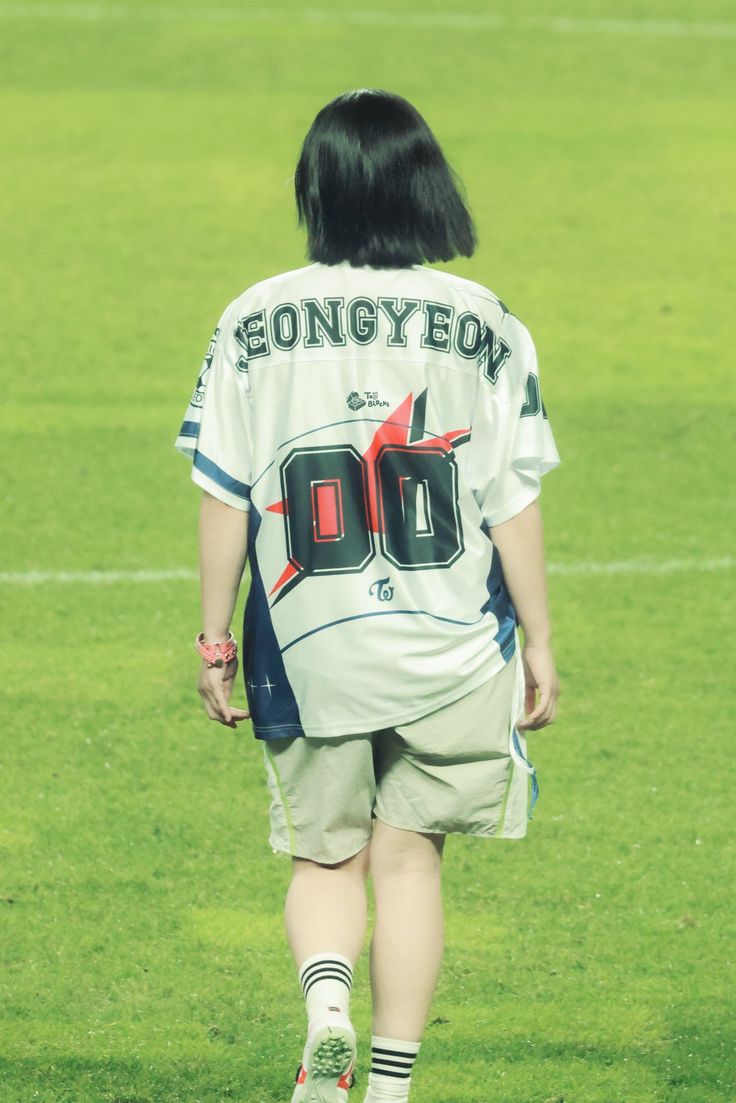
[364,1036,421,1100]
[298,952,353,1022]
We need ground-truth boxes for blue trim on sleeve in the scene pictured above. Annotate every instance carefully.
[193,450,251,500]
[179,420,200,438]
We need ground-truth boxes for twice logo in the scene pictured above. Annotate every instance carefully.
[369,577,394,602]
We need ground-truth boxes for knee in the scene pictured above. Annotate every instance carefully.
[369,818,445,879]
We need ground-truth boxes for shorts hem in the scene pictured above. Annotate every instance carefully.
[373,813,527,840]
[268,835,372,865]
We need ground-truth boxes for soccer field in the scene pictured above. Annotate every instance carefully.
[1,2,734,1101]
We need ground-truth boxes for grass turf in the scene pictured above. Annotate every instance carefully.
[1,2,735,1101]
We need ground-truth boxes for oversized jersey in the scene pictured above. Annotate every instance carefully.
[174,261,561,739]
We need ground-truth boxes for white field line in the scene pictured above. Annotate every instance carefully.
[0,557,732,585]
[0,5,734,39]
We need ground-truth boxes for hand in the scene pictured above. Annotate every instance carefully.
[197,655,251,729]
[517,642,559,731]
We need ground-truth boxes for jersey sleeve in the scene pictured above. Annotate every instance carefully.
[173,302,253,511]
[471,322,561,528]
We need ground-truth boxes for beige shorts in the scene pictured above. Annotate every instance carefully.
[261,648,538,865]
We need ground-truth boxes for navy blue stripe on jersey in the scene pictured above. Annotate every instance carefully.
[243,505,305,740]
[178,420,200,438]
[482,542,517,660]
[492,617,516,657]
[494,616,516,662]
[280,607,493,656]
[193,450,251,501]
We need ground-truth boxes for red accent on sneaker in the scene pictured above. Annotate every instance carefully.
[337,1068,354,1091]
[296,1065,307,1085]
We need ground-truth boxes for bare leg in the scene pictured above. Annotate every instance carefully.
[369,818,445,1042]
[284,844,371,969]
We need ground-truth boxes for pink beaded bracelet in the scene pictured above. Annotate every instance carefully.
[195,630,238,668]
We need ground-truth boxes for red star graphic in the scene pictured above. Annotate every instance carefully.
[266,392,469,598]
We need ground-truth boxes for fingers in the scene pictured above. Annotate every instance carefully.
[197,665,250,727]
[201,696,251,727]
[517,643,560,732]
[210,692,250,725]
[517,683,559,731]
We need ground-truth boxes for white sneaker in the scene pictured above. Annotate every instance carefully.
[290,1009,357,1102]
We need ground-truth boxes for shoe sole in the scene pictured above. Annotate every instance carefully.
[299,1024,356,1102]
[312,1028,354,1076]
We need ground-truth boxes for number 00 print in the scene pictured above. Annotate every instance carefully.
[279,443,464,577]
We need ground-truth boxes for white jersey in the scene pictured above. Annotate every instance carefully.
[174,261,561,739]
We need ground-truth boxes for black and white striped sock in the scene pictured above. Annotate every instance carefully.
[366,1036,421,1099]
[298,952,353,1022]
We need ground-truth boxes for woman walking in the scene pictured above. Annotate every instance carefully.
[175,88,561,1103]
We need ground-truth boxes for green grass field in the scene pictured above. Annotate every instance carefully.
[1,2,735,1101]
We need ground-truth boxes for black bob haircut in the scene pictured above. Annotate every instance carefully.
[295,89,477,269]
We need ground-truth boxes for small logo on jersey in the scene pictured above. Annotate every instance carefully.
[369,577,394,602]
[364,390,390,408]
[347,390,390,411]
[347,391,366,411]
[190,325,220,406]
